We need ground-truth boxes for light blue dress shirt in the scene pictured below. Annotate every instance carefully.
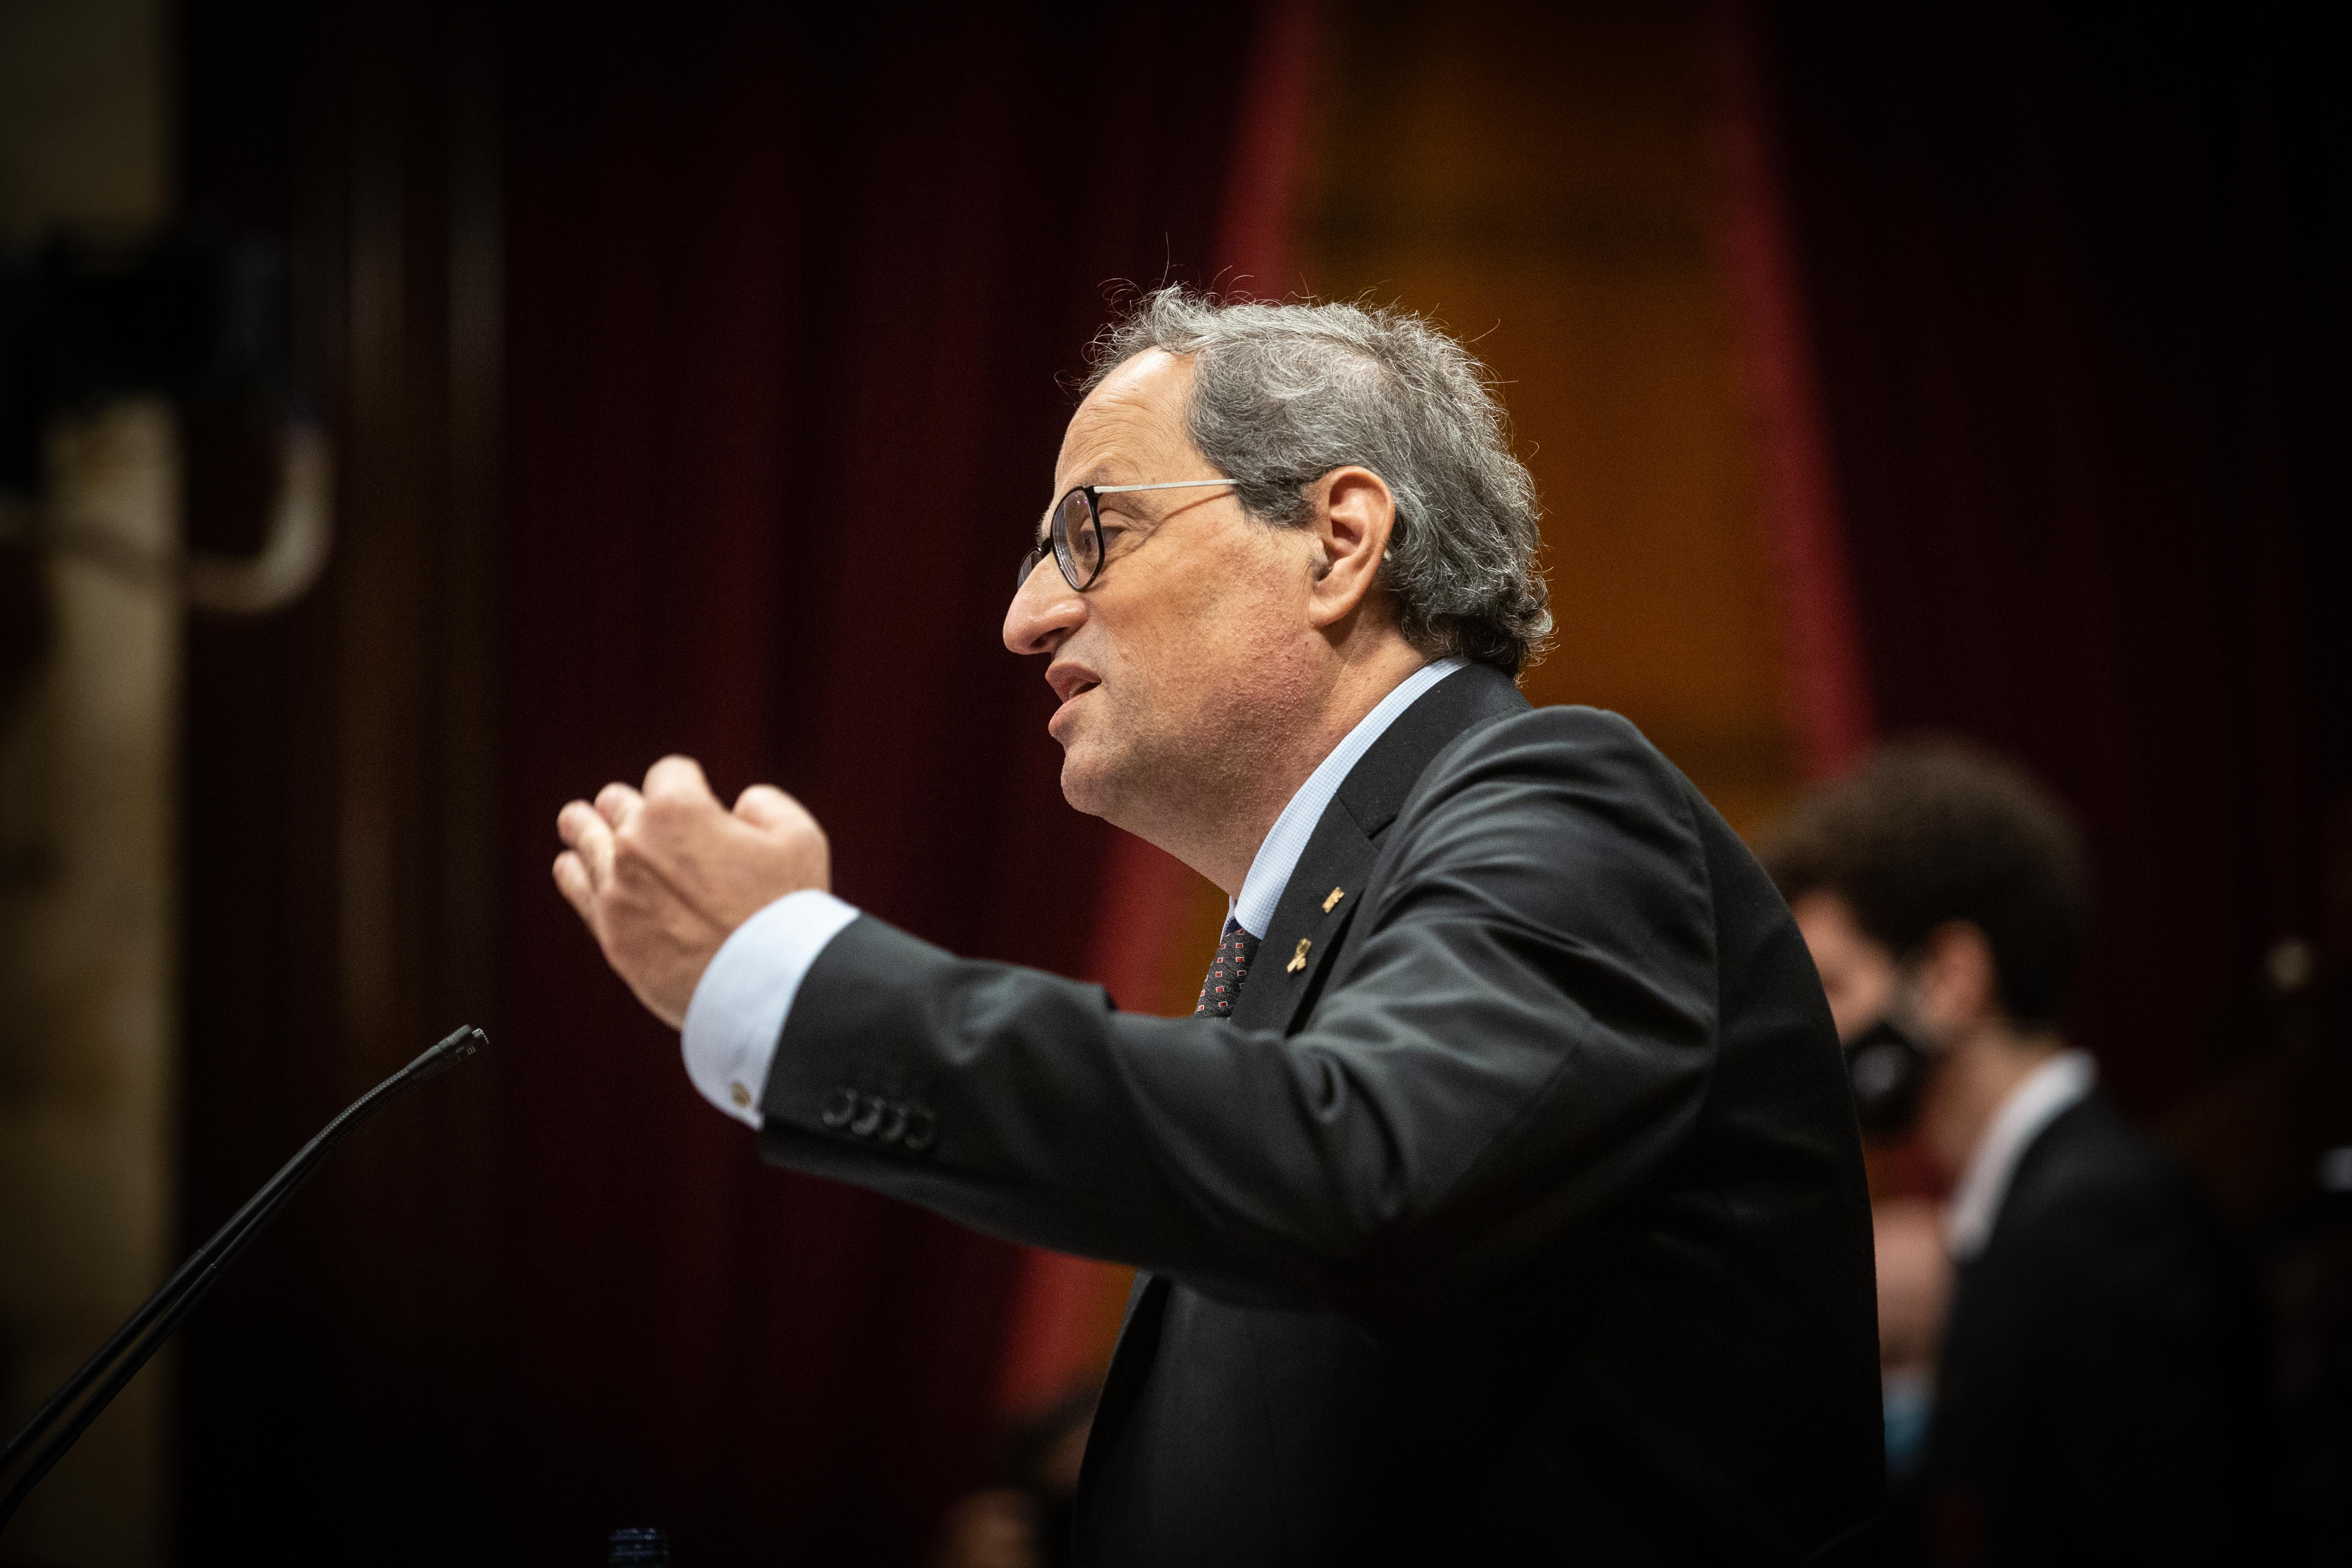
[678,657,1466,1128]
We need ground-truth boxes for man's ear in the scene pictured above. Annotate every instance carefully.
[1305,466,1395,630]
[1911,920,2002,1039]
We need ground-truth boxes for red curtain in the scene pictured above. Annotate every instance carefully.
[1757,0,2352,1113]
[501,3,1267,1559]
[1704,0,1876,785]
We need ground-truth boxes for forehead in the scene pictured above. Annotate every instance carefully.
[1055,349,1196,488]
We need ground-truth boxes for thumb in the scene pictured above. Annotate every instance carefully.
[733,782,804,831]
[644,753,717,805]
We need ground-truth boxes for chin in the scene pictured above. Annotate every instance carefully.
[1057,728,1148,824]
[1058,746,1115,819]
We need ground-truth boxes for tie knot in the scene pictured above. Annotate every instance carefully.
[1194,919,1262,1018]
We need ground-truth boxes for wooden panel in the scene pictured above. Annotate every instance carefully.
[1294,0,1798,837]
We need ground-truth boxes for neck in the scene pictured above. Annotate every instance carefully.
[1141,633,1430,895]
[1920,1022,2067,1181]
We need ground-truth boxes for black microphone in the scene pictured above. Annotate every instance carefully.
[0,1023,489,1531]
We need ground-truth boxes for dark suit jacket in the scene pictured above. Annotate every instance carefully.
[758,663,1884,1564]
[1917,1094,2273,1566]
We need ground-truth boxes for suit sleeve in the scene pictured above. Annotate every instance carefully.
[758,708,1721,1315]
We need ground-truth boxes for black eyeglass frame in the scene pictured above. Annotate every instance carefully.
[1016,478,1240,595]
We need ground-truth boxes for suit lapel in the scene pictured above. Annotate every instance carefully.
[1231,811,1375,1036]
[1231,662,1529,1037]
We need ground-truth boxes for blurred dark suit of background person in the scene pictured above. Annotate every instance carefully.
[1766,742,2276,1564]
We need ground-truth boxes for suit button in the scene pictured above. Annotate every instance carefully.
[820,1087,857,1128]
[902,1107,937,1153]
[876,1102,908,1143]
[849,1095,885,1138]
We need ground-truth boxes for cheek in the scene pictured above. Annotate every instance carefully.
[1173,551,1307,664]
[1094,588,1221,688]
[1090,529,1309,715]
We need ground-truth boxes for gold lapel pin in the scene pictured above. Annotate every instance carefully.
[1287,937,1312,973]
[1322,886,1345,913]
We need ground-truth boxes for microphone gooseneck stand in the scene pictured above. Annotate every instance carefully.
[0,1023,489,1533]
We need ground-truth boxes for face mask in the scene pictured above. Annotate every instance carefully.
[1845,1015,1930,1137]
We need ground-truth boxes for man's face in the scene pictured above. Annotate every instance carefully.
[1002,350,1325,831]
[1791,890,1899,1044]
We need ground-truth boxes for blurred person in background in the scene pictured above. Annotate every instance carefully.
[1766,740,2274,1565]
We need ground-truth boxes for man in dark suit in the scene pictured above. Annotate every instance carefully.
[555,288,1884,1563]
[1769,742,2274,1565]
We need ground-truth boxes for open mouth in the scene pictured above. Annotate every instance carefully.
[1046,671,1099,740]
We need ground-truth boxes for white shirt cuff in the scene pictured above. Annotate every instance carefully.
[680,888,860,1128]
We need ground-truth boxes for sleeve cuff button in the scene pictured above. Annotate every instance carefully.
[902,1107,937,1153]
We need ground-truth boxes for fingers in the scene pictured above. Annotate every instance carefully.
[552,849,596,918]
[551,753,829,1028]
[556,798,617,888]
[594,780,644,829]
[733,782,803,830]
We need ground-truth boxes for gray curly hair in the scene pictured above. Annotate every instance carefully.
[1083,287,1552,675]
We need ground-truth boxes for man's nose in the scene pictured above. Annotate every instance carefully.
[1003,561,1087,656]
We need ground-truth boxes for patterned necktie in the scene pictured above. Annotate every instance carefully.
[1195,918,1262,1017]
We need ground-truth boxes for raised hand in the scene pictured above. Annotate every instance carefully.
[553,755,829,1028]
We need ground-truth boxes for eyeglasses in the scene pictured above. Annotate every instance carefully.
[1016,479,1239,594]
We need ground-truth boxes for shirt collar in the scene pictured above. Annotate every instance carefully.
[1944,1048,2097,1260]
[1228,658,1465,938]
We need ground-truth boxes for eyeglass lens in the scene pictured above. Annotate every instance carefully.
[1055,490,1100,588]
[1016,489,1109,594]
